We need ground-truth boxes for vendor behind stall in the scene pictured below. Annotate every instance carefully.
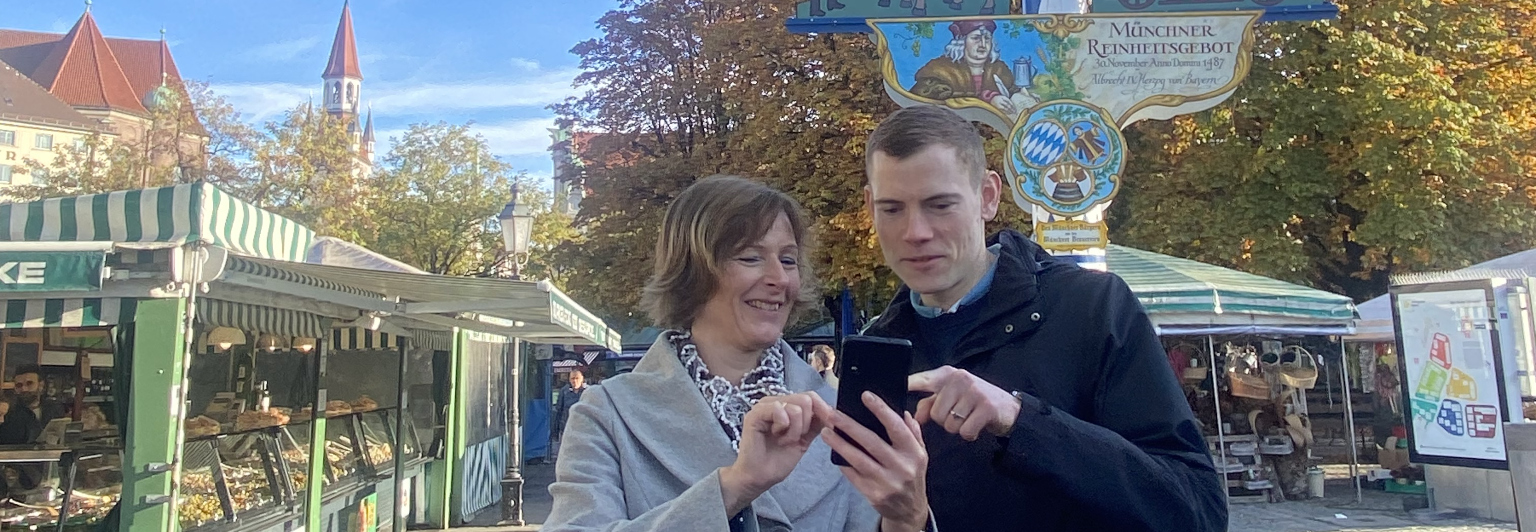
[0,365,68,445]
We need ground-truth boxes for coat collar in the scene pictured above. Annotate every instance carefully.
[603,334,843,526]
[867,229,1058,365]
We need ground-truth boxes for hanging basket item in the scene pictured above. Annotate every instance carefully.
[1284,414,1315,448]
[1227,345,1272,399]
[1183,366,1210,384]
[1279,345,1319,389]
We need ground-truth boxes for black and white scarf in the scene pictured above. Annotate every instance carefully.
[666,330,792,451]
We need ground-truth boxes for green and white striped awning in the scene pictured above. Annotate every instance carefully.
[196,298,327,339]
[1108,244,1356,330]
[332,327,403,351]
[0,183,314,262]
[0,298,138,329]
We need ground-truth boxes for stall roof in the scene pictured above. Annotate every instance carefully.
[1108,245,1357,335]
[1349,247,1536,342]
[0,182,314,262]
[221,256,622,351]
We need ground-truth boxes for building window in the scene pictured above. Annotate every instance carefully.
[0,130,14,146]
[34,134,53,150]
[31,168,47,183]
[73,138,86,150]
[0,165,12,184]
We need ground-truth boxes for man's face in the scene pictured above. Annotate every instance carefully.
[964,29,994,64]
[13,373,41,402]
[570,371,585,388]
[866,144,1002,308]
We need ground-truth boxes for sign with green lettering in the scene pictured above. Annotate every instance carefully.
[0,251,105,292]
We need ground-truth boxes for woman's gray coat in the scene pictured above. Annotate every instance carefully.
[543,336,880,532]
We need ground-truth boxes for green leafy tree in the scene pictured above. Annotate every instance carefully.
[366,122,513,276]
[1109,0,1536,301]
[240,103,371,242]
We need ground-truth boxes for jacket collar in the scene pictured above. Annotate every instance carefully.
[603,334,842,525]
[867,229,1060,365]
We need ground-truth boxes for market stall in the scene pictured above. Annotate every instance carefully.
[1107,245,1360,503]
[0,183,620,531]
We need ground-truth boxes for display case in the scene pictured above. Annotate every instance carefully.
[0,447,122,531]
[177,426,309,531]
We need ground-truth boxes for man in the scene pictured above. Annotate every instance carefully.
[911,20,1027,117]
[810,344,839,389]
[553,368,589,445]
[845,105,1225,531]
[0,365,66,445]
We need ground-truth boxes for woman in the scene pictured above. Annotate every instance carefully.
[546,176,931,531]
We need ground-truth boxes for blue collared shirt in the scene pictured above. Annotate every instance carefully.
[910,244,1002,318]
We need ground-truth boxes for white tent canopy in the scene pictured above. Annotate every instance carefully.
[1348,247,1536,342]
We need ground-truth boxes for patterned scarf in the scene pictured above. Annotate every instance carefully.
[667,330,792,451]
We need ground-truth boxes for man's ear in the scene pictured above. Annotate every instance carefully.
[980,170,1003,221]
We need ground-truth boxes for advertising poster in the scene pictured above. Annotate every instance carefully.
[1393,286,1509,466]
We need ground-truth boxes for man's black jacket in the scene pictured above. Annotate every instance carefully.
[864,230,1226,532]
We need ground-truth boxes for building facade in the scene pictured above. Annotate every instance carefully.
[0,6,207,192]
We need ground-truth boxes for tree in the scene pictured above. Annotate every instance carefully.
[239,103,373,243]
[1109,0,1536,301]
[555,0,1032,324]
[14,80,220,200]
[365,122,513,276]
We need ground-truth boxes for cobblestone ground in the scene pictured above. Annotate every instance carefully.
[463,462,1518,532]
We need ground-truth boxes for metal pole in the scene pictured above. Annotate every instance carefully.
[501,339,524,525]
[1340,340,1362,504]
[1208,335,1227,507]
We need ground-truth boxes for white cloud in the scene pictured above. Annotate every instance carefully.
[213,69,579,124]
[210,82,313,123]
[509,57,541,71]
[368,70,580,114]
[49,18,70,33]
[474,118,559,156]
[245,37,323,63]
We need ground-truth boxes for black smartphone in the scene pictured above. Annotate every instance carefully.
[830,335,913,467]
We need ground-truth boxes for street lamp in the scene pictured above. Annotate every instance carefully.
[496,183,533,525]
[498,183,534,280]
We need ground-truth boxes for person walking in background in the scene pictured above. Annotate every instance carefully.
[552,368,589,454]
[809,344,839,389]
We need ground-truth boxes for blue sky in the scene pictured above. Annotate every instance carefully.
[7,0,621,179]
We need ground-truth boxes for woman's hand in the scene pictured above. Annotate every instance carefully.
[719,392,832,514]
[821,392,931,531]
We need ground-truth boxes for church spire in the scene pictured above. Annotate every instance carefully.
[322,1,363,117]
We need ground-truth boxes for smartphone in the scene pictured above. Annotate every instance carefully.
[830,335,913,467]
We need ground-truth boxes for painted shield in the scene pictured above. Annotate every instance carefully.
[1008,101,1123,217]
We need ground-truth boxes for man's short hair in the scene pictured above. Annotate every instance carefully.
[13,364,41,379]
[641,175,818,330]
[810,345,835,369]
[866,105,988,187]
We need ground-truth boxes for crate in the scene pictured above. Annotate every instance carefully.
[1384,481,1427,495]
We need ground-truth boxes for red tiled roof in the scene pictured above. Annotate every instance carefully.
[27,11,147,115]
[0,16,207,135]
[0,58,98,130]
[322,3,363,80]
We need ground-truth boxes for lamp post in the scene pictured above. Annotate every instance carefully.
[498,183,534,280]
[497,184,533,525]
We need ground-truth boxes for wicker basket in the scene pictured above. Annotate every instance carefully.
[1229,371,1272,399]
[1278,345,1319,389]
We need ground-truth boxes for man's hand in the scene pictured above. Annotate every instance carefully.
[720,392,831,514]
[0,401,8,420]
[910,366,1021,441]
[819,392,930,531]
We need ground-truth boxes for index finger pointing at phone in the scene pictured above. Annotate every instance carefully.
[908,366,957,394]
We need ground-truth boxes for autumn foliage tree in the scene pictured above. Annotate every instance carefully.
[1110,0,1536,301]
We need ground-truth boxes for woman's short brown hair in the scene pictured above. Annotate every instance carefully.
[641,175,818,330]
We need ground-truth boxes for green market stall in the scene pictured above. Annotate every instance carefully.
[0,183,619,531]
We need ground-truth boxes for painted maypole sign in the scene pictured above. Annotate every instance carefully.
[870,12,1258,267]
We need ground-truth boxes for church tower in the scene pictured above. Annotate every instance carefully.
[320,1,371,174]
